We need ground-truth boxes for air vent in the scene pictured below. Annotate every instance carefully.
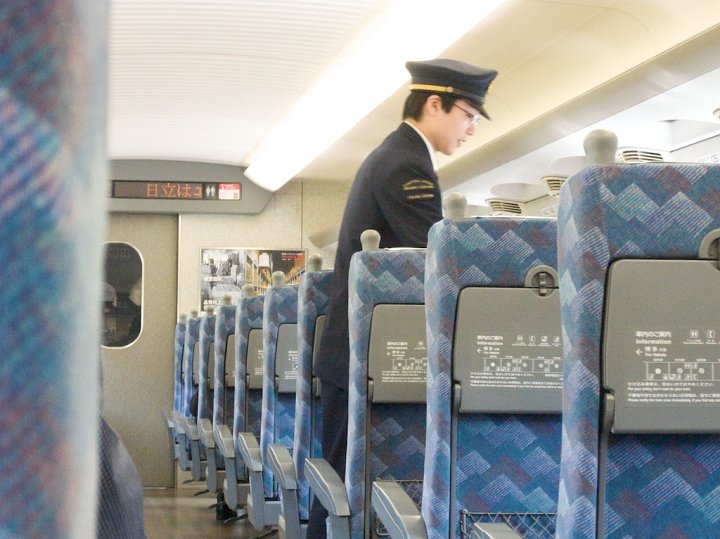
[487,198,524,216]
[542,175,567,198]
[617,147,667,163]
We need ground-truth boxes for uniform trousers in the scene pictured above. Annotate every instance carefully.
[306,379,348,538]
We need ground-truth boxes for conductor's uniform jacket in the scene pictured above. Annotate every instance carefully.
[314,121,442,389]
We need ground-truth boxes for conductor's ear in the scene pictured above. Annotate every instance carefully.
[424,94,442,118]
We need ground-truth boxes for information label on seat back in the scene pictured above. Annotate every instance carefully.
[225,334,236,388]
[368,304,427,403]
[276,323,299,393]
[471,333,562,387]
[625,327,720,404]
[246,328,264,389]
[312,315,326,397]
[605,259,720,433]
[206,345,216,389]
[192,341,201,385]
[454,287,562,414]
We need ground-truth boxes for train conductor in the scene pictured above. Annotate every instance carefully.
[308,58,498,537]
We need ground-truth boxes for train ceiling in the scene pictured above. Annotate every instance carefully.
[109,0,720,203]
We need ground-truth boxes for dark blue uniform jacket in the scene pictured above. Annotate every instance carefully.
[314,122,442,389]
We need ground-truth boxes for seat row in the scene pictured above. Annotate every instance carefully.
[310,143,720,539]
[167,256,332,534]
[169,130,720,539]
[308,205,560,539]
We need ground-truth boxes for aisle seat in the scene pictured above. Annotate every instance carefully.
[237,272,300,530]
[167,314,187,463]
[373,196,562,539]
[269,255,333,538]
[217,287,265,511]
[556,132,720,538]
[186,309,215,482]
[307,230,428,539]
[175,314,201,473]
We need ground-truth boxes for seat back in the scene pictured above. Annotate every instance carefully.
[422,217,561,539]
[0,3,107,535]
[214,301,236,430]
[173,317,187,414]
[182,315,201,417]
[197,312,216,421]
[260,282,300,497]
[233,294,266,471]
[557,162,720,538]
[346,247,427,538]
[293,268,334,520]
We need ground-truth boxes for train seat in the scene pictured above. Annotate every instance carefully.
[425,212,561,539]
[175,313,201,473]
[0,3,107,534]
[185,308,216,482]
[556,134,720,538]
[373,197,562,539]
[307,230,428,539]
[197,297,235,501]
[207,294,248,520]
[268,255,333,538]
[237,272,300,530]
[217,287,264,512]
[167,314,188,463]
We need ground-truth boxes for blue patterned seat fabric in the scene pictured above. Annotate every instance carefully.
[168,318,186,464]
[422,217,561,539]
[233,295,265,478]
[182,316,201,419]
[173,320,187,415]
[197,314,216,424]
[346,249,426,539]
[557,163,720,539]
[214,303,236,440]
[260,285,300,497]
[1,2,109,535]
[177,314,202,471]
[184,314,215,480]
[293,270,334,520]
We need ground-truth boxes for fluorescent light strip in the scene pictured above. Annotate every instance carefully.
[245,0,506,191]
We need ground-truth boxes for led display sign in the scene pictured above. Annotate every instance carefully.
[112,181,241,200]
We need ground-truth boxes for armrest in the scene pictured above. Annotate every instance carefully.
[371,480,426,539]
[184,417,199,441]
[172,414,186,436]
[214,424,235,459]
[198,418,214,449]
[471,522,522,539]
[267,444,296,490]
[305,458,349,517]
[236,432,263,472]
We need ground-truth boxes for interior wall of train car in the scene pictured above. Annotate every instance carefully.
[102,179,349,487]
[177,180,349,316]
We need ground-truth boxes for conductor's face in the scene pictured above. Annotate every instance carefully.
[435,99,479,156]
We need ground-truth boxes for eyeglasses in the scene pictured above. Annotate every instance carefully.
[452,103,481,127]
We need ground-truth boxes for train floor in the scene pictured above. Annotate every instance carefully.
[143,487,279,539]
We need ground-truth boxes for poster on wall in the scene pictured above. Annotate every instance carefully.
[200,248,306,310]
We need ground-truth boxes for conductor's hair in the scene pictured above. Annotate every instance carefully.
[402,91,456,120]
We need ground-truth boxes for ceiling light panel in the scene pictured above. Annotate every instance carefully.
[109,0,381,162]
[245,0,508,191]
